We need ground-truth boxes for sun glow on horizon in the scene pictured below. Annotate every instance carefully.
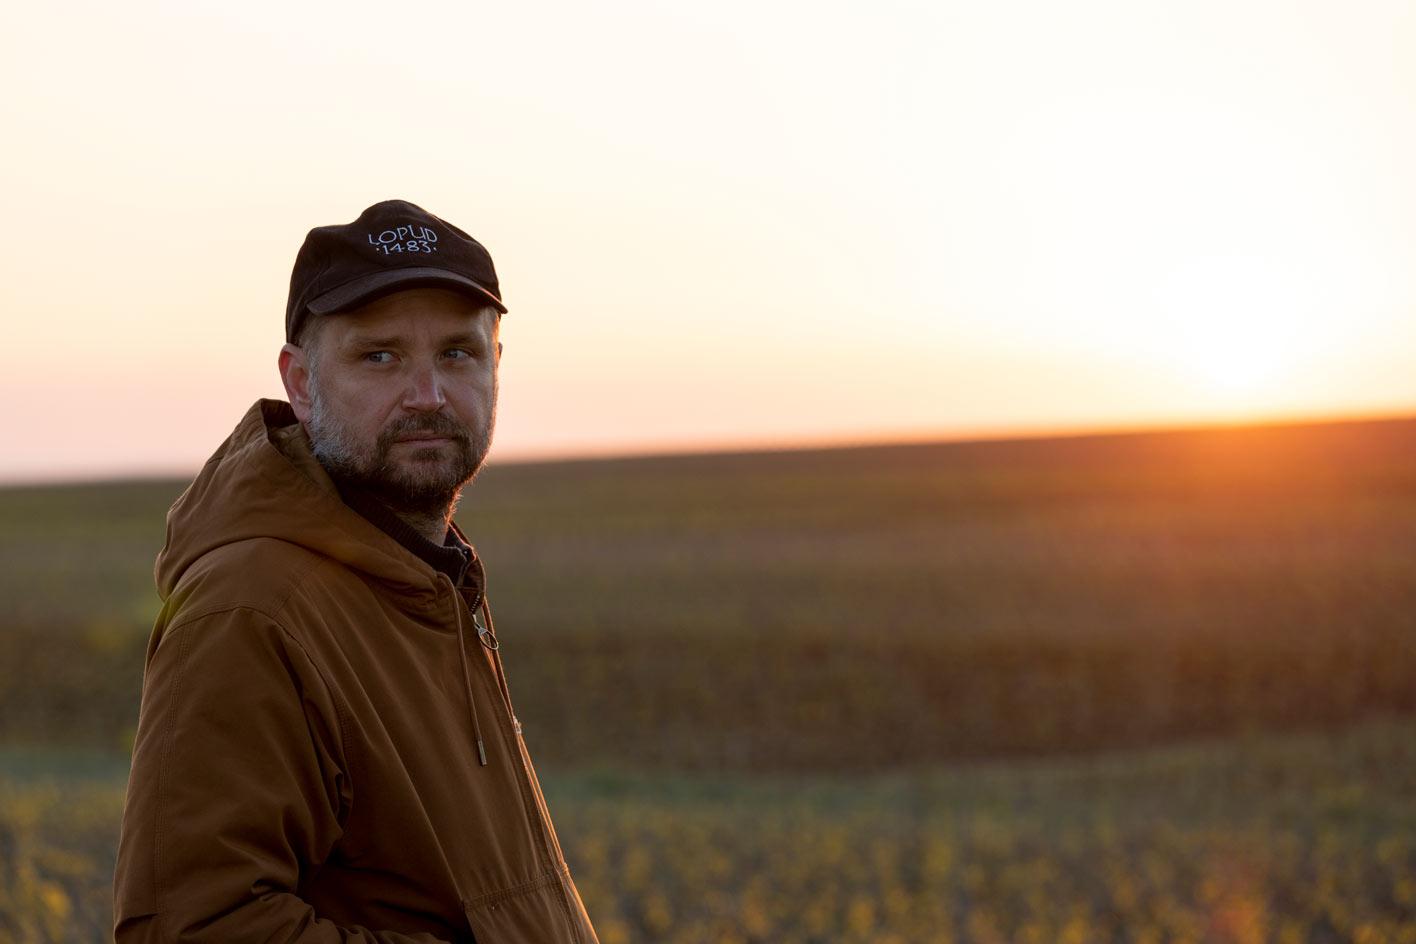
[1151,253,1337,408]
[0,0,1413,482]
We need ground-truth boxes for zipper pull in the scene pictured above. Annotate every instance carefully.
[472,609,499,651]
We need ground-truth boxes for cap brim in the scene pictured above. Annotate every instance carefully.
[308,267,507,316]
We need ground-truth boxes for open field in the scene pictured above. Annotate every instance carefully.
[2,413,1415,939]
[2,414,1414,768]
[3,717,1414,942]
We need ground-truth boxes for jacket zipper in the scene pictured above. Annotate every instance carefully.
[478,596,568,868]
[474,601,520,733]
[447,580,488,766]
[441,575,562,871]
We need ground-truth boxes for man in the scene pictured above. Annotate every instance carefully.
[113,200,599,943]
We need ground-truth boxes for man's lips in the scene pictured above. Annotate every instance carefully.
[394,434,451,444]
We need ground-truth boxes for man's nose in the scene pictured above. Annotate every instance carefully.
[402,363,446,412]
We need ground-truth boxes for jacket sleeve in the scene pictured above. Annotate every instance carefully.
[113,606,450,944]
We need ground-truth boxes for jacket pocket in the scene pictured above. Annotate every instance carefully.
[463,865,597,944]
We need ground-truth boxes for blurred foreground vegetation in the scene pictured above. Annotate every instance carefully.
[2,413,1414,939]
[3,718,1413,942]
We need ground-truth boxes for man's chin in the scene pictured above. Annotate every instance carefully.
[392,448,456,473]
[370,454,481,513]
[312,432,487,517]
[365,475,462,517]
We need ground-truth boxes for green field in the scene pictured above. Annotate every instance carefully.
[2,413,1414,940]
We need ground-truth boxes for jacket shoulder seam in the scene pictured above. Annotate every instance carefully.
[164,549,330,633]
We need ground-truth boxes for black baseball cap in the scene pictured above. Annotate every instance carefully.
[285,199,507,344]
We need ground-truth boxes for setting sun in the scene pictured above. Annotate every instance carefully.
[1155,253,1332,407]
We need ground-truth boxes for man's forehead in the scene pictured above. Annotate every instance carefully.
[329,291,499,342]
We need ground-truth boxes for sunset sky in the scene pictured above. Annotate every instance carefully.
[2,0,1413,482]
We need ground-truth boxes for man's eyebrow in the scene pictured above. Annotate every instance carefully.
[438,333,483,346]
[344,334,404,349]
[342,332,484,349]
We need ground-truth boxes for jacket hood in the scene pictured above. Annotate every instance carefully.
[155,399,446,606]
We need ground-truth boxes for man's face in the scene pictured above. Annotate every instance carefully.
[286,287,501,517]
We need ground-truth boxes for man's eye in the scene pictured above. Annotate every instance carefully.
[444,348,474,359]
[365,351,394,364]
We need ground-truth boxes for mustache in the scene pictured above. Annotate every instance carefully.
[377,413,471,448]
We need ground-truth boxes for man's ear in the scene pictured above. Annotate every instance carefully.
[496,340,503,362]
[278,343,315,423]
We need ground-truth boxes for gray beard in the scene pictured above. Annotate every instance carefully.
[306,383,496,519]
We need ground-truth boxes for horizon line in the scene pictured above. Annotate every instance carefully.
[4,403,1415,490]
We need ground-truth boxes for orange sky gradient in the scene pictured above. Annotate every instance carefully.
[2,0,1413,483]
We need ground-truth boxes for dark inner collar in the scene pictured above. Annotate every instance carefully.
[334,480,476,589]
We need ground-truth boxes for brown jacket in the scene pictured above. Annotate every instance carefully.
[114,399,598,943]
